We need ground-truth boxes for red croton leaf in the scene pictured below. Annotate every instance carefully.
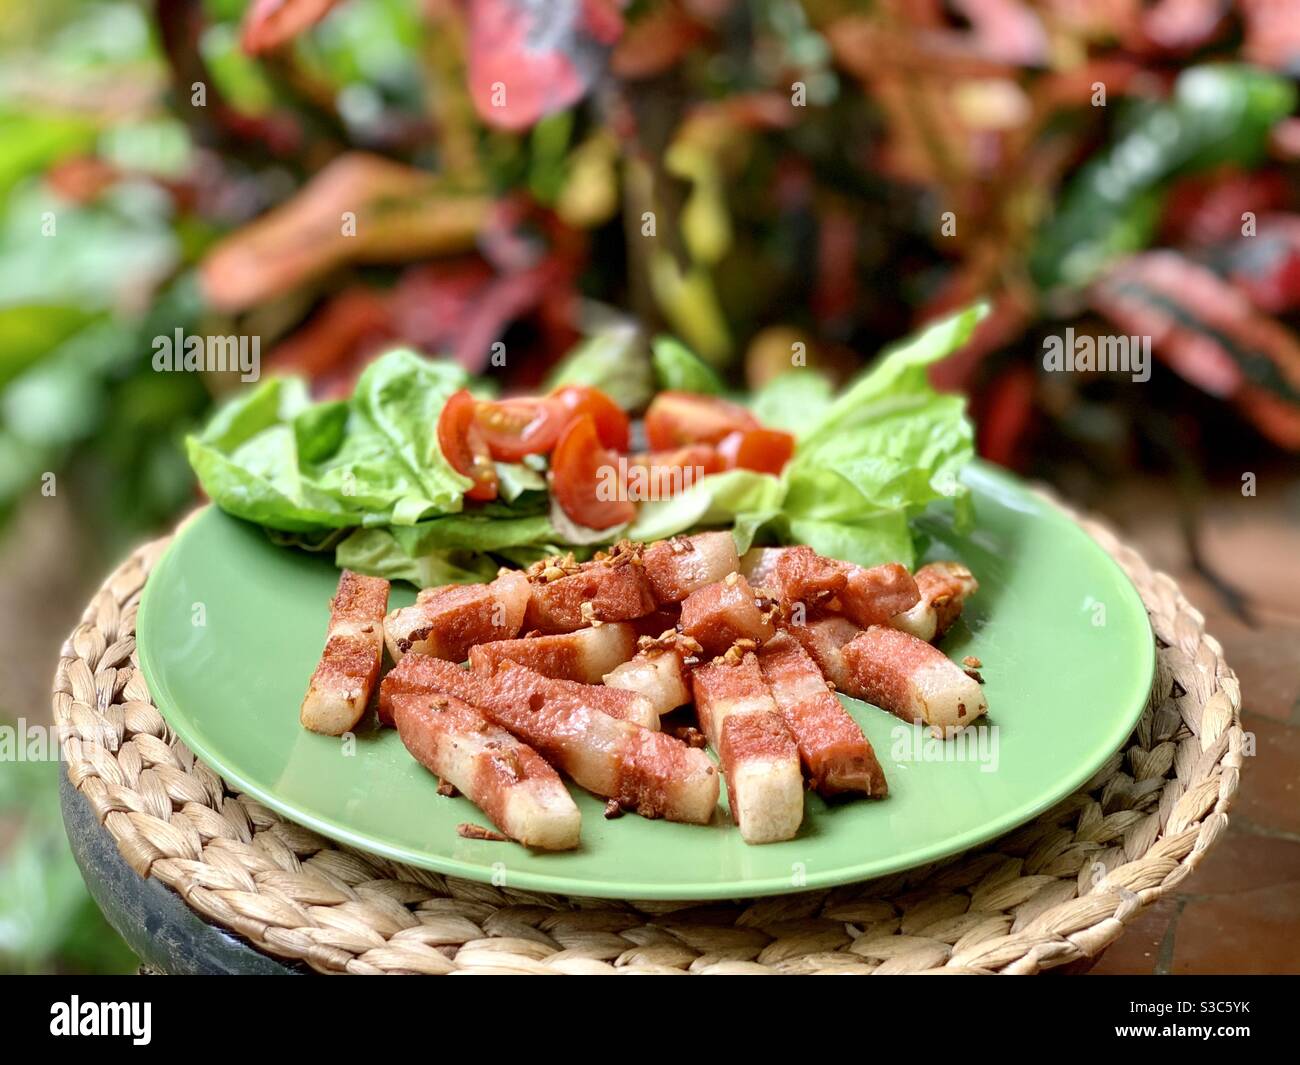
[466,0,625,131]
[199,152,490,311]
[1092,251,1300,448]
[265,287,398,396]
[1213,214,1300,315]
[1140,0,1229,53]
[610,1,706,79]
[1160,168,1290,246]
[241,0,343,55]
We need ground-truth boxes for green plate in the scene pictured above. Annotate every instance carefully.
[137,464,1154,900]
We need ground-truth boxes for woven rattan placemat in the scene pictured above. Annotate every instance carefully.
[53,497,1242,974]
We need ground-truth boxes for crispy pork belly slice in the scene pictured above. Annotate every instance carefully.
[300,570,389,735]
[384,657,717,821]
[746,548,917,626]
[385,570,530,664]
[774,545,849,607]
[680,574,775,656]
[890,562,979,642]
[469,623,637,684]
[718,714,805,845]
[382,652,656,729]
[758,634,886,798]
[840,626,987,737]
[786,616,862,691]
[603,644,691,717]
[642,531,740,604]
[834,562,920,628]
[523,562,656,634]
[391,692,580,851]
[692,652,802,843]
[738,546,783,592]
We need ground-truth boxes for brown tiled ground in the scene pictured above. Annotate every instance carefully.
[1087,474,1300,975]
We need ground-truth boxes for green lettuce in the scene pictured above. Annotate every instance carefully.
[626,304,985,568]
[188,307,984,584]
[187,349,473,533]
[651,335,725,394]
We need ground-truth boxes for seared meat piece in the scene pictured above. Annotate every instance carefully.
[890,561,979,642]
[642,531,739,604]
[692,652,802,843]
[391,692,581,850]
[679,574,774,656]
[758,634,886,798]
[381,656,717,821]
[300,570,389,735]
[839,626,987,737]
[384,570,529,663]
[469,623,637,685]
[523,560,656,634]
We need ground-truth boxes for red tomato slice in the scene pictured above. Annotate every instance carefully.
[474,397,566,461]
[717,428,796,475]
[438,389,498,501]
[644,391,758,449]
[624,446,722,499]
[550,415,636,529]
[550,385,631,451]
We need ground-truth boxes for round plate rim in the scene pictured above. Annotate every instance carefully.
[137,464,1155,900]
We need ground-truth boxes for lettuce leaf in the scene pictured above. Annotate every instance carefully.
[542,323,653,410]
[651,335,725,394]
[748,369,833,433]
[335,528,501,587]
[626,305,985,566]
[778,306,984,567]
[188,307,984,584]
[186,349,471,533]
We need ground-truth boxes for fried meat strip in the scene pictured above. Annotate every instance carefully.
[889,561,979,642]
[381,656,717,821]
[642,531,739,604]
[602,638,693,717]
[391,692,580,850]
[384,570,529,663]
[523,555,656,634]
[300,570,389,735]
[839,626,987,737]
[758,634,886,798]
[742,546,919,628]
[785,616,862,691]
[692,653,802,843]
[679,574,775,656]
[469,623,637,684]
[382,652,657,729]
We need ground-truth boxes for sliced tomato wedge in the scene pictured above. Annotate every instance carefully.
[550,384,631,451]
[624,445,722,499]
[644,391,759,449]
[717,427,796,475]
[550,415,636,529]
[438,389,498,501]
[474,396,566,461]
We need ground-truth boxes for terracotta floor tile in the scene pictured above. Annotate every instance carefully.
[1184,829,1300,897]
[1235,714,1300,837]
[1172,884,1300,974]
[1089,896,1178,975]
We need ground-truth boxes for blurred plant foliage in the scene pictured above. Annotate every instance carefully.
[2,0,1300,536]
[0,727,136,973]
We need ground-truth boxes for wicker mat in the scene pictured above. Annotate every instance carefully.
[52,497,1243,975]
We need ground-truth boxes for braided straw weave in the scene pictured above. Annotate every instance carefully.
[52,498,1242,975]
